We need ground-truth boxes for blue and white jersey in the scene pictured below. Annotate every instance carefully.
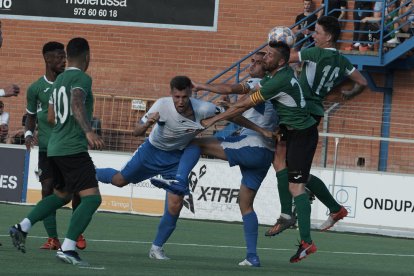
[142,97,221,151]
[233,77,278,151]
[239,100,278,151]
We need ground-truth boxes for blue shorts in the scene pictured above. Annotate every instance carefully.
[220,135,274,191]
[120,140,182,183]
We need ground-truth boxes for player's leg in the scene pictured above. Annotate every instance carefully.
[286,126,318,263]
[306,116,348,230]
[150,193,183,260]
[265,139,296,236]
[222,140,272,267]
[96,141,155,187]
[71,193,87,250]
[238,184,260,267]
[238,165,271,267]
[151,137,226,194]
[10,161,71,254]
[37,152,61,250]
[306,174,348,231]
[55,153,101,266]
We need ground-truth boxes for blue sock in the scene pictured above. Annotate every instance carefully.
[153,198,179,247]
[242,211,258,257]
[175,144,201,185]
[96,168,118,184]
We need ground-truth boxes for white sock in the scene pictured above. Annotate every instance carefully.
[353,42,361,47]
[151,244,161,250]
[61,238,77,251]
[19,218,32,233]
[280,213,292,220]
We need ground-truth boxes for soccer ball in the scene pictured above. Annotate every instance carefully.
[268,26,295,48]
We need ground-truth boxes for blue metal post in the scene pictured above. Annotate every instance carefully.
[21,150,30,202]
[378,72,393,171]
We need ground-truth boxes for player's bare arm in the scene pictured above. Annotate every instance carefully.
[24,113,37,151]
[1,84,20,97]
[342,70,368,99]
[192,81,249,95]
[71,88,104,150]
[133,112,160,137]
[47,103,55,126]
[230,115,275,139]
[201,92,260,128]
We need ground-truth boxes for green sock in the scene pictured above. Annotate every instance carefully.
[307,175,341,213]
[43,211,58,238]
[27,194,66,225]
[66,195,102,241]
[294,193,312,243]
[277,169,292,216]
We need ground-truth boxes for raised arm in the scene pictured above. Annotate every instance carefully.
[0,84,20,97]
[341,70,368,99]
[192,81,249,95]
[71,88,104,150]
[201,91,263,128]
[230,115,274,139]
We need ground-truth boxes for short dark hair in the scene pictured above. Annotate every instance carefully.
[268,41,291,64]
[170,76,192,91]
[42,41,64,55]
[66,37,89,59]
[317,16,341,43]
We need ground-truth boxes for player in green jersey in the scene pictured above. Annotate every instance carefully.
[201,41,319,263]
[10,37,104,266]
[25,41,87,250]
[266,16,368,237]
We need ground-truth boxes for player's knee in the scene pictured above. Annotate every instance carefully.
[41,179,55,197]
[167,196,183,215]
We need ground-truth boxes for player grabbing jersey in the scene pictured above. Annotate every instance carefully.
[96,76,223,260]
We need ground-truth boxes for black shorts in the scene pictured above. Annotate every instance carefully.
[49,152,98,193]
[38,151,54,182]
[312,115,322,127]
[286,124,318,183]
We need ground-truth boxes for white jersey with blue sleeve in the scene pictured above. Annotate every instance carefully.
[142,97,222,151]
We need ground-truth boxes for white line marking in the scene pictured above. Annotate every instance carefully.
[78,266,106,270]
[1,235,413,258]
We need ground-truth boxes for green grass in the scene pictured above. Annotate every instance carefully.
[1,203,413,276]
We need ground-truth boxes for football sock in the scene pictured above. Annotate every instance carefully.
[96,168,118,184]
[242,211,258,257]
[61,238,77,252]
[43,211,58,238]
[153,210,179,247]
[307,174,341,213]
[27,194,67,226]
[19,218,32,233]
[175,144,201,186]
[294,193,312,244]
[277,169,293,216]
[66,195,102,241]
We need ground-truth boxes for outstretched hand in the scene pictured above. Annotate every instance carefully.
[145,112,160,128]
[86,132,105,150]
[3,84,20,97]
[200,117,214,129]
[191,81,203,92]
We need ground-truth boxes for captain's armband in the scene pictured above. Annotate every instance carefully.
[250,91,265,105]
